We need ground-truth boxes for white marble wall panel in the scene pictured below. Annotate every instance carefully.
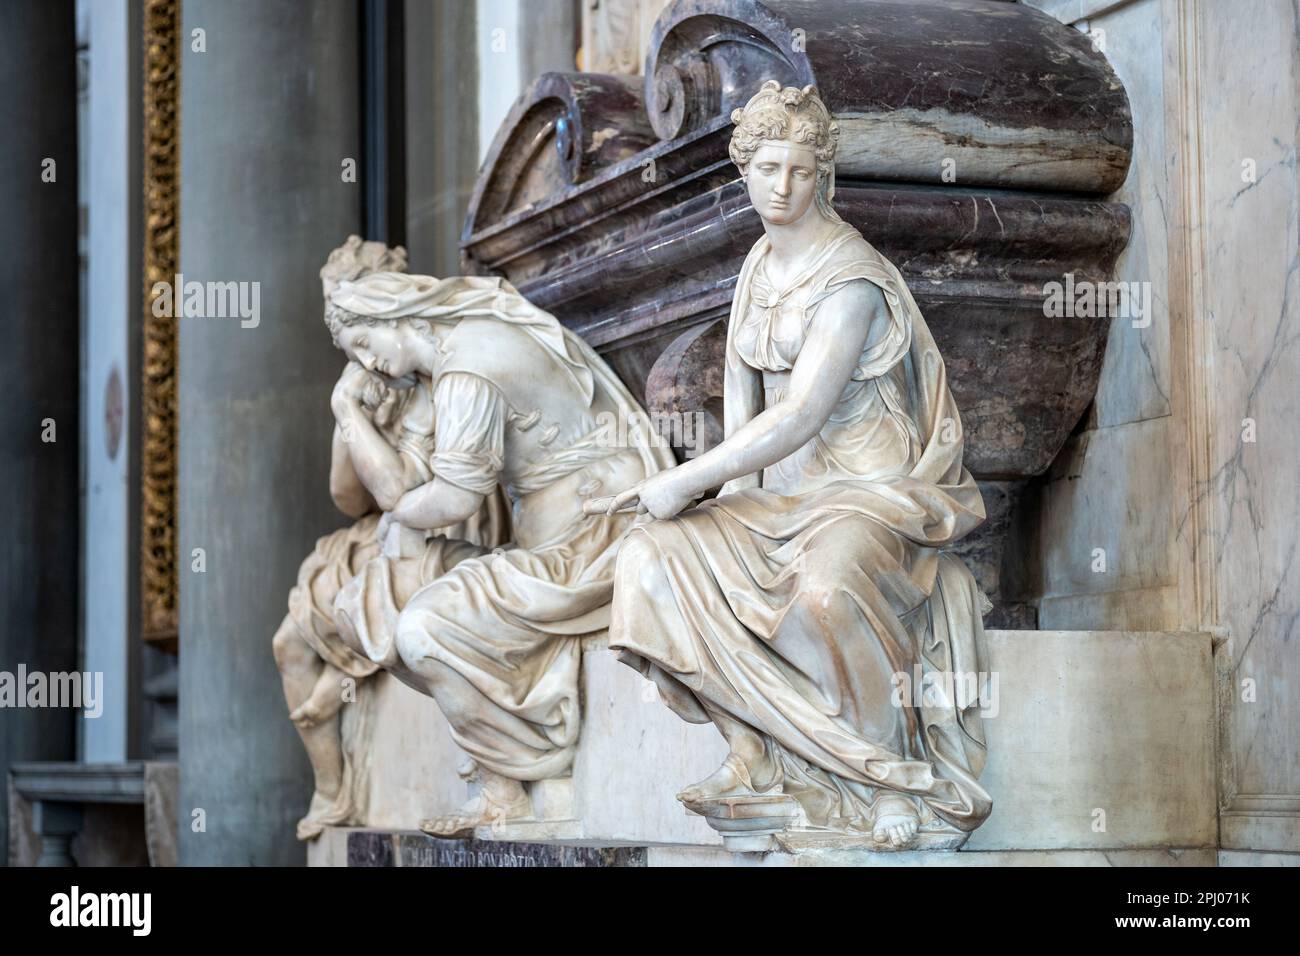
[1193,0,1300,845]
[1030,0,1300,856]
[1037,417,1176,609]
[1029,0,1179,630]
[81,0,134,762]
[1090,0,1173,429]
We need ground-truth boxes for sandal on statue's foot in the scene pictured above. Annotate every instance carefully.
[419,788,532,840]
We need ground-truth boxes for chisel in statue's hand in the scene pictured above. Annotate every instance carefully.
[582,494,641,516]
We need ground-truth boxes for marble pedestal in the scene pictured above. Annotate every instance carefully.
[307,829,1218,868]
[311,629,1217,865]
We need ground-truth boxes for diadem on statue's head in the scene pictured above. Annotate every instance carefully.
[729,81,840,217]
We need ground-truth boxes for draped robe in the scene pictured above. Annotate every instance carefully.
[609,221,994,833]
[331,275,675,782]
[285,382,509,830]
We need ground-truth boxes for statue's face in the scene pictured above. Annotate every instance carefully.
[336,323,419,381]
[745,139,818,225]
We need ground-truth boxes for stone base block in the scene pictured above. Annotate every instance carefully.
[319,629,1215,862]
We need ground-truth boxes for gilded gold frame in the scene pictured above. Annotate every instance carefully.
[141,0,179,647]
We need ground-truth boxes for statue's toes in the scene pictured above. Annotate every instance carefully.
[872,816,918,847]
[420,813,477,838]
[892,821,919,847]
[289,703,320,728]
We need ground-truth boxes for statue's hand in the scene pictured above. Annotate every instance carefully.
[589,470,694,521]
[332,361,376,418]
[640,470,696,520]
[582,494,628,516]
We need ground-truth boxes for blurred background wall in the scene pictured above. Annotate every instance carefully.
[0,0,81,865]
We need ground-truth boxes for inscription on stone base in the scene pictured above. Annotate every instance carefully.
[345,831,646,868]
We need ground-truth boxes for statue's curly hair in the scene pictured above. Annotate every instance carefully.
[729,81,840,204]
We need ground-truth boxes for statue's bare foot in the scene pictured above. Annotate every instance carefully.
[419,776,531,839]
[296,787,347,842]
[296,813,328,842]
[289,665,348,728]
[296,819,325,841]
[871,794,920,848]
[677,752,779,805]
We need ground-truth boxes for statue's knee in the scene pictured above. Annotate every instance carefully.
[795,574,849,614]
[273,620,311,671]
[394,614,444,684]
[620,531,670,601]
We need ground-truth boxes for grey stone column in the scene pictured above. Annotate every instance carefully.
[0,0,80,856]
[178,0,361,865]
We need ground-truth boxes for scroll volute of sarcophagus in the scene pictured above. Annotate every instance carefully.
[464,71,657,238]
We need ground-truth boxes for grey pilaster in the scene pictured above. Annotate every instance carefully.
[178,0,361,865]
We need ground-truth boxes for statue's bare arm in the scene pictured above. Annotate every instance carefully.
[716,346,764,496]
[683,280,884,489]
[328,362,431,513]
[389,478,484,531]
[599,279,888,518]
[329,424,376,518]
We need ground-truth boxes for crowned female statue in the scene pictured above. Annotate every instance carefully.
[592,81,993,849]
[323,269,674,837]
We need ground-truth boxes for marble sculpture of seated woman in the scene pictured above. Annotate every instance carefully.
[591,81,994,849]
